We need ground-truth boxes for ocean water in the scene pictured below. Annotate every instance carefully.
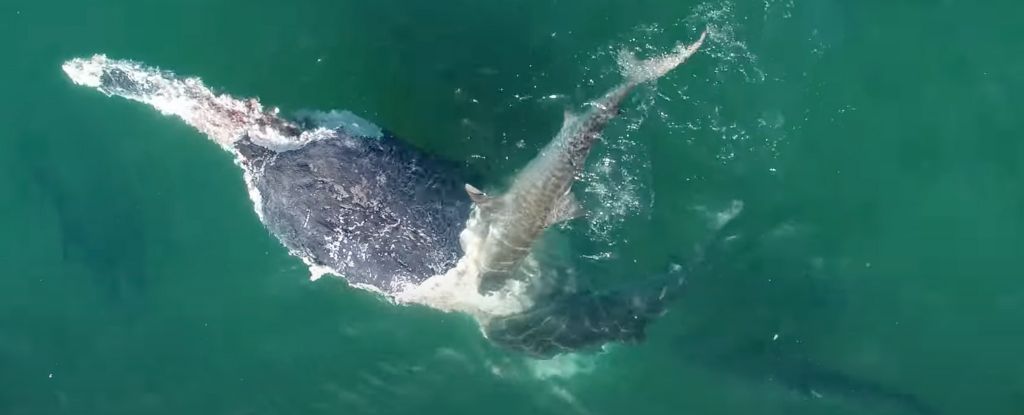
[1,1,1021,414]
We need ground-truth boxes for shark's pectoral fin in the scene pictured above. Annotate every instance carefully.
[545,192,584,227]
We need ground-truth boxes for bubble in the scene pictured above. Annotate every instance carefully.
[685,1,767,84]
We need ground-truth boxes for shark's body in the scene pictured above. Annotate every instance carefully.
[60,37,705,356]
[468,32,707,292]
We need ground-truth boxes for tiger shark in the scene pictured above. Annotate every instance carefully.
[467,31,707,292]
[60,31,711,357]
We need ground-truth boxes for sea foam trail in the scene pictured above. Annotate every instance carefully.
[395,208,534,320]
[60,54,530,322]
[62,55,336,152]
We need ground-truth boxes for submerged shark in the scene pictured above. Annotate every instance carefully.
[60,32,708,357]
[466,31,707,292]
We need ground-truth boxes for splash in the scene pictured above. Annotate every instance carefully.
[659,2,787,168]
[526,352,599,379]
[294,109,384,139]
[579,134,652,243]
[395,208,535,321]
[685,1,767,84]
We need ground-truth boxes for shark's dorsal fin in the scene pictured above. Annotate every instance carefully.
[562,109,578,130]
[465,183,492,205]
[545,191,584,227]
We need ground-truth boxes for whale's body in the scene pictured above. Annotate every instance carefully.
[62,55,478,295]
[235,133,472,293]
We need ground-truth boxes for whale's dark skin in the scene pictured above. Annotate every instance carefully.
[235,133,474,292]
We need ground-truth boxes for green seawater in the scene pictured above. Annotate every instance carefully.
[1,1,1021,414]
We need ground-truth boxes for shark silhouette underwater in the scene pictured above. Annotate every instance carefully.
[61,32,711,358]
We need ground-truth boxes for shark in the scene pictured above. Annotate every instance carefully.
[465,30,707,292]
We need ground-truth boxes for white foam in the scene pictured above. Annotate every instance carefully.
[580,137,651,243]
[713,199,744,230]
[238,157,268,223]
[61,54,336,152]
[305,262,335,282]
[297,109,383,139]
[693,199,745,232]
[395,209,534,322]
[63,57,104,87]
[526,352,598,379]
[686,1,766,84]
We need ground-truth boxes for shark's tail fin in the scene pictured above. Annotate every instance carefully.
[617,29,708,85]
